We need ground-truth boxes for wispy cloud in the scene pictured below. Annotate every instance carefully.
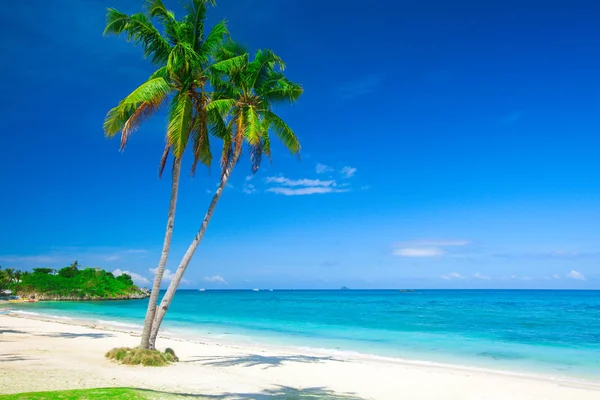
[265,175,350,196]
[243,184,257,194]
[315,163,334,174]
[148,268,190,284]
[245,175,254,181]
[267,187,348,196]
[494,249,597,259]
[393,240,469,258]
[265,176,336,187]
[441,272,464,280]
[113,269,149,286]
[394,247,445,257]
[339,74,381,100]
[340,166,357,178]
[566,270,586,281]
[473,272,491,280]
[203,275,227,284]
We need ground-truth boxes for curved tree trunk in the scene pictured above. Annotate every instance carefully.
[147,154,238,348]
[140,157,182,350]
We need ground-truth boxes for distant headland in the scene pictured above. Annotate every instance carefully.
[1,261,149,301]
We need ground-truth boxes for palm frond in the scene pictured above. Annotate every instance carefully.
[246,49,285,88]
[182,0,210,50]
[206,99,235,115]
[146,0,175,25]
[166,92,193,158]
[104,8,130,36]
[243,106,261,146]
[120,102,158,150]
[158,143,171,178]
[190,97,212,174]
[215,39,247,62]
[105,11,171,64]
[261,82,303,104]
[211,53,248,74]
[103,77,171,139]
[263,110,300,154]
[198,20,228,61]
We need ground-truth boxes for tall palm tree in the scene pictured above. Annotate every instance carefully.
[147,43,303,347]
[103,0,227,349]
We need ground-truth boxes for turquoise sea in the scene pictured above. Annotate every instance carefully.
[7,290,600,381]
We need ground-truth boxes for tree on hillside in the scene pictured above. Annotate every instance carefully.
[103,0,228,349]
[58,261,80,278]
[147,43,302,347]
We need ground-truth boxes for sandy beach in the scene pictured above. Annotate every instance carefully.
[0,314,599,399]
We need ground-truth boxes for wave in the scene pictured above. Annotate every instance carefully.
[10,310,41,316]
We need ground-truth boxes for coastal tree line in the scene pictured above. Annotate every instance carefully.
[104,0,302,350]
[0,262,143,299]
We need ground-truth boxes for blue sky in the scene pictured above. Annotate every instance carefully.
[1,0,599,289]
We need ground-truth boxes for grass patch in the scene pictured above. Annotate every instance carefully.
[105,347,178,367]
[0,388,149,400]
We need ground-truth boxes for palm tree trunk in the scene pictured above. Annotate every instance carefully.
[147,154,238,348]
[140,157,182,350]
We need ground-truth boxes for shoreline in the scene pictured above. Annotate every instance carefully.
[2,312,600,399]
[5,309,600,386]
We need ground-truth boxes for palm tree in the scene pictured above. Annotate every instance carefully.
[147,43,303,347]
[4,268,15,284]
[103,0,227,349]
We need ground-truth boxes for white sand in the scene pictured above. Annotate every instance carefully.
[1,314,599,399]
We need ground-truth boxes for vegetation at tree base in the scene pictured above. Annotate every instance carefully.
[105,347,178,366]
[104,0,302,350]
[1,262,148,300]
[0,387,194,399]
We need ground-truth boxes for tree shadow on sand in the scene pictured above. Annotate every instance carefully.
[0,353,39,362]
[37,332,115,339]
[182,354,342,369]
[136,385,366,399]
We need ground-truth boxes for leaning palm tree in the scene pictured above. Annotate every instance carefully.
[103,0,227,349]
[147,43,303,347]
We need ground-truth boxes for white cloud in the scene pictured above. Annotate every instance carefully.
[148,268,190,284]
[441,272,464,280]
[473,272,491,280]
[245,175,254,181]
[340,166,357,178]
[265,176,335,187]
[203,275,227,284]
[315,163,333,174]
[393,247,445,257]
[566,270,586,281]
[205,189,212,194]
[552,274,560,279]
[243,184,257,194]
[267,187,349,196]
[401,240,470,247]
[393,240,469,258]
[113,269,150,285]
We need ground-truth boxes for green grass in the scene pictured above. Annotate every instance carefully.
[0,388,150,400]
[105,347,178,367]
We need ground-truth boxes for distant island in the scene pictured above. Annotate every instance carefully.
[340,286,350,290]
[1,261,149,301]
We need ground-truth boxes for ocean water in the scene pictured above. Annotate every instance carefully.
[7,290,600,381]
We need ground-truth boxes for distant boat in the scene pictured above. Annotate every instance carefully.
[252,288,259,292]
[399,289,414,292]
[198,288,206,292]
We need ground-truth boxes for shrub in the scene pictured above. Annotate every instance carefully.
[105,347,178,367]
